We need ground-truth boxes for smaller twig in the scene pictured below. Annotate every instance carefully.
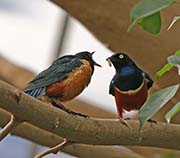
[34,138,69,158]
[0,114,19,141]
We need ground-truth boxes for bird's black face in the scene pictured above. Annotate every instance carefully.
[75,51,101,67]
[106,53,137,70]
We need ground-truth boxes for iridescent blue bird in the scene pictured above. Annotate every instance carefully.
[107,53,153,118]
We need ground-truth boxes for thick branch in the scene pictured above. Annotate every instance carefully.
[0,80,180,150]
[0,109,144,158]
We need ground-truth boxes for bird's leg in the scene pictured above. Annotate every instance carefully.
[147,119,157,126]
[51,98,88,118]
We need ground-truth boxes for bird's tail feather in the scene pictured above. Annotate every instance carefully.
[24,87,46,98]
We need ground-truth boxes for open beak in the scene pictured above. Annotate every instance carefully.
[106,58,112,67]
[94,62,101,67]
[90,51,95,56]
[91,51,102,67]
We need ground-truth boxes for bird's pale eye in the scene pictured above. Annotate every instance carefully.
[119,54,124,59]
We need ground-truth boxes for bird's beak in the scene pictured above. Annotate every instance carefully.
[90,51,95,56]
[94,62,102,67]
[106,58,112,67]
[91,51,102,67]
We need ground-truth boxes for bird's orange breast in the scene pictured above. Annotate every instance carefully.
[46,60,93,102]
[114,79,148,112]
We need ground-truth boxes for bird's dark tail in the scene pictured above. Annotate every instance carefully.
[23,87,46,98]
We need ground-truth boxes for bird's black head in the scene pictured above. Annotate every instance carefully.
[106,53,137,71]
[75,51,101,67]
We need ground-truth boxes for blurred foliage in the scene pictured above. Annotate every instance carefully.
[162,151,178,158]
[139,84,179,128]
[129,0,175,34]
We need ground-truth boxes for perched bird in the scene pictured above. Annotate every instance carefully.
[106,53,153,118]
[24,51,101,116]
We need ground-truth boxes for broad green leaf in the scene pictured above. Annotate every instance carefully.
[168,16,180,30]
[128,0,175,32]
[139,12,161,34]
[165,102,180,123]
[168,55,180,75]
[156,63,173,80]
[139,84,179,129]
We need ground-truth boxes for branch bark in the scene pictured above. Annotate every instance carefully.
[0,109,144,158]
[0,80,180,150]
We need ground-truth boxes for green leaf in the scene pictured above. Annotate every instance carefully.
[168,55,180,65]
[156,63,173,80]
[139,12,161,34]
[175,50,180,55]
[168,16,180,30]
[155,50,180,79]
[139,84,179,129]
[129,0,175,32]
[165,102,180,123]
[163,151,178,158]
[168,55,180,75]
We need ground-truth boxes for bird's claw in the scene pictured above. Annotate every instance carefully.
[118,118,130,128]
[147,119,157,126]
[51,99,88,118]
[68,110,89,118]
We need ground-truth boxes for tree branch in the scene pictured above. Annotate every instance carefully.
[0,114,19,141]
[0,55,34,89]
[0,109,144,158]
[34,139,68,158]
[0,80,180,150]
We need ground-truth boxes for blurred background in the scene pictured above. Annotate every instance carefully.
[1,1,180,158]
[0,0,121,157]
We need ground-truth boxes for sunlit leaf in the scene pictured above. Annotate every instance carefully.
[139,12,161,34]
[175,50,180,55]
[167,16,180,30]
[165,102,180,123]
[128,0,174,32]
[156,63,173,80]
[168,55,180,75]
[139,84,179,129]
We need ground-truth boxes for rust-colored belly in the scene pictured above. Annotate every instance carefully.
[46,60,93,102]
[114,79,148,112]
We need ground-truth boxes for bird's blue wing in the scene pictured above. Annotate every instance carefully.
[141,71,153,89]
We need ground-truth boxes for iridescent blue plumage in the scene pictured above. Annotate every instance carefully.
[108,53,153,96]
[107,52,153,118]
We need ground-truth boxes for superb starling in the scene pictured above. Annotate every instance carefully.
[107,53,153,118]
[24,51,101,116]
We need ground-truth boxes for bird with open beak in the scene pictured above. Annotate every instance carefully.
[107,53,153,119]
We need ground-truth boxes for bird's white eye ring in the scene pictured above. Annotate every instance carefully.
[119,54,124,59]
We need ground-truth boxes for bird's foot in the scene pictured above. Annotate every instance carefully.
[51,99,88,118]
[124,117,131,120]
[118,118,130,128]
[69,110,89,118]
[147,119,157,126]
